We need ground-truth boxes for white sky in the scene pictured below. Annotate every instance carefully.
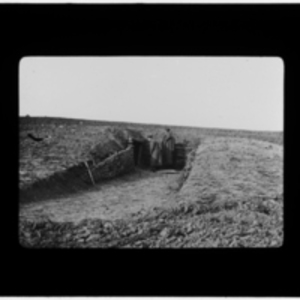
[19,56,284,131]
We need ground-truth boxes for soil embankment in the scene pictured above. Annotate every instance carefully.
[179,137,283,204]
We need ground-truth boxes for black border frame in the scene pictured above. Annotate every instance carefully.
[2,3,298,296]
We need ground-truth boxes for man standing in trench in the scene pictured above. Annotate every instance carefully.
[162,128,176,168]
[148,134,162,172]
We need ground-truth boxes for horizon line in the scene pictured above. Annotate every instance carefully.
[19,115,283,133]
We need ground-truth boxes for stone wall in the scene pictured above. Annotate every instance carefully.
[20,146,135,203]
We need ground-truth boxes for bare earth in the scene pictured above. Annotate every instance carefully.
[19,169,181,224]
[19,136,283,248]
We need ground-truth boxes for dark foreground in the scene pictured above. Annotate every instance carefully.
[19,191,283,248]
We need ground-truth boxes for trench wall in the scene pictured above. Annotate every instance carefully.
[20,146,135,203]
[89,145,135,182]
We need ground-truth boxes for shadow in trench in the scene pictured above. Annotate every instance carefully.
[131,139,187,172]
[19,140,189,206]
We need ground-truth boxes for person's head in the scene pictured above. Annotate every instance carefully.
[148,134,153,140]
[166,128,170,132]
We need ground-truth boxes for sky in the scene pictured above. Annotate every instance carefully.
[19,56,284,131]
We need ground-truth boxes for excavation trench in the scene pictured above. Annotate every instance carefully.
[19,141,194,223]
[19,137,283,248]
[19,169,185,223]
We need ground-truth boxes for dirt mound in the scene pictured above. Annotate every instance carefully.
[88,135,124,164]
[179,137,283,205]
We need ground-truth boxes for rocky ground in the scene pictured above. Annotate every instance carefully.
[19,136,283,248]
[19,193,283,248]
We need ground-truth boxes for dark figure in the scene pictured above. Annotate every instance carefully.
[133,140,143,166]
[128,137,143,167]
[27,133,44,142]
[148,135,162,172]
[136,139,150,168]
[162,128,176,168]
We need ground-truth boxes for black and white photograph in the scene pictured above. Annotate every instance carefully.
[18,56,283,248]
[4,0,299,295]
